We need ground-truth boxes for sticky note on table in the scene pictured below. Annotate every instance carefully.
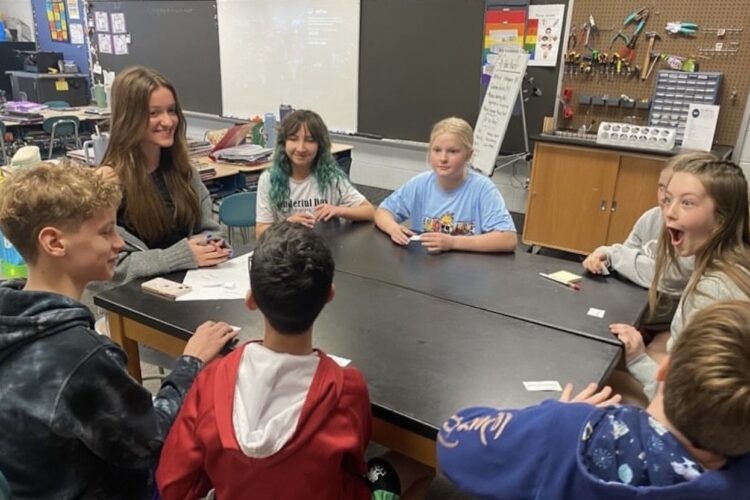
[523,380,563,392]
[546,270,582,284]
[55,79,69,91]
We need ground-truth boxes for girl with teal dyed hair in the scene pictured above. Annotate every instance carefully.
[255,110,374,236]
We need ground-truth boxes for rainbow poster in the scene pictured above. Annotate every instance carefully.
[526,4,565,67]
[46,0,69,43]
[482,8,527,85]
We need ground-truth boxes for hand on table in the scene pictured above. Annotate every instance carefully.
[559,382,622,407]
[183,320,238,364]
[388,225,415,246]
[188,236,231,267]
[582,251,608,274]
[287,212,317,228]
[420,232,455,254]
[610,324,646,364]
[314,203,342,222]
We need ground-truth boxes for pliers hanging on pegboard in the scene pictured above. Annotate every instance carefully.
[610,7,649,50]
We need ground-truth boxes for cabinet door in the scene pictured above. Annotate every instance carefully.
[524,143,619,254]
[606,154,665,245]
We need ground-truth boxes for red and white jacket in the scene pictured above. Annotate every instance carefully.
[156,341,372,499]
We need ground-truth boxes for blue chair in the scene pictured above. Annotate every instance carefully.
[43,100,71,109]
[42,115,80,159]
[219,191,257,245]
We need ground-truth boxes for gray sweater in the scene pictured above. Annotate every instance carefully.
[596,206,693,295]
[628,269,749,399]
[82,170,223,313]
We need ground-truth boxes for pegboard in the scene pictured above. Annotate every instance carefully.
[560,1,750,146]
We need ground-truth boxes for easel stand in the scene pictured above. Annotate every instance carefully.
[491,85,531,176]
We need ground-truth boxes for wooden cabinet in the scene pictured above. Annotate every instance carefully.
[523,141,665,255]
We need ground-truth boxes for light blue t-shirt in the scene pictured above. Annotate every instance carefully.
[380,169,516,235]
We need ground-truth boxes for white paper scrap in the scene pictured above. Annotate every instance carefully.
[523,380,563,392]
[177,252,252,301]
[587,307,606,319]
[328,354,352,367]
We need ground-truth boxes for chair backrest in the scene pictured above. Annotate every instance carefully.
[43,100,70,109]
[42,116,79,136]
[336,156,352,177]
[219,191,257,228]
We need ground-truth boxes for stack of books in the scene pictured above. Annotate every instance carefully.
[187,139,213,157]
[212,144,272,165]
[196,162,216,181]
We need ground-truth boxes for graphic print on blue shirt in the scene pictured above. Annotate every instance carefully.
[423,212,475,235]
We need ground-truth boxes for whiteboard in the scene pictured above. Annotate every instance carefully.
[472,47,529,176]
[216,0,360,132]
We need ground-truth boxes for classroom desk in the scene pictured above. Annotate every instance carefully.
[1,106,108,127]
[315,222,648,345]
[94,270,622,467]
[192,142,353,174]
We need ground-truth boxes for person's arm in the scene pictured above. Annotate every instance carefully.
[191,173,224,238]
[255,171,277,237]
[51,322,235,470]
[156,372,212,500]
[599,241,658,288]
[437,401,589,497]
[315,178,375,222]
[50,343,203,470]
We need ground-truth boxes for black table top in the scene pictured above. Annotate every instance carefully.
[315,222,647,345]
[95,271,621,439]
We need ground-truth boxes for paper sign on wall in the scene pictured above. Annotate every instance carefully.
[682,104,720,152]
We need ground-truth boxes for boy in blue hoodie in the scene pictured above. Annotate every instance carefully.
[0,163,238,499]
[437,300,750,500]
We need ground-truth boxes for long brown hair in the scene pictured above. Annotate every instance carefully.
[649,154,750,319]
[102,66,200,245]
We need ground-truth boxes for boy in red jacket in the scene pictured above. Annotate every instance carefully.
[157,222,405,499]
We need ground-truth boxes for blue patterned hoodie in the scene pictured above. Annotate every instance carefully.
[0,280,202,499]
[437,400,750,500]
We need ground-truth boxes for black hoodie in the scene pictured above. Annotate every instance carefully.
[0,280,202,499]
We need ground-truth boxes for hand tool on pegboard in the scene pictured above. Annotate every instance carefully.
[665,22,698,36]
[610,7,649,62]
[641,33,661,80]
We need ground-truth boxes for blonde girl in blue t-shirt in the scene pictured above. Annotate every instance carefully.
[375,117,517,253]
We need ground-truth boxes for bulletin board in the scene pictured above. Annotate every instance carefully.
[561,2,750,146]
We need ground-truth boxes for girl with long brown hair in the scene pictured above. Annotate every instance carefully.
[90,66,229,295]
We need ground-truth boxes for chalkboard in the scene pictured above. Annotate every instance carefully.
[91,0,222,115]
[358,0,485,144]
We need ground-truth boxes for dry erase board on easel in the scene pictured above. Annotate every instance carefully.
[90,0,222,115]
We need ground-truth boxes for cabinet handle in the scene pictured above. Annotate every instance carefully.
[611,200,618,212]
[600,199,608,211]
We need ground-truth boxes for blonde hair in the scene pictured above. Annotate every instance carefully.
[0,162,122,264]
[664,300,750,456]
[102,66,199,246]
[648,153,750,320]
[429,117,474,151]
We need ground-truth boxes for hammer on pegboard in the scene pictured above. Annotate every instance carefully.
[641,32,661,80]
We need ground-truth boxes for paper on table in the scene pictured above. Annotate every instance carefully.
[523,380,563,392]
[328,354,352,367]
[177,252,252,301]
